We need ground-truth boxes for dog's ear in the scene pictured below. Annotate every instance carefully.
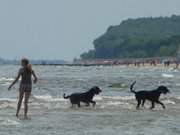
[90,86,95,90]
[157,86,164,90]
[89,87,96,92]
[94,86,102,91]
[91,86,99,91]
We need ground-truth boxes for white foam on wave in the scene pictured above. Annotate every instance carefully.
[0,82,11,86]
[175,83,180,86]
[0,98,16,102]
[0,98,17,109]
[100,101,134,109]
[33,95,66,102]
[162,73,174,78]
[33,95,102,102]
[0,118,21,126]
[94,95,103,101]
[106,101,129,106]
[163,99,176,105]
[0,77,14,81]
[176,96,180,100]
[103,95,134,100]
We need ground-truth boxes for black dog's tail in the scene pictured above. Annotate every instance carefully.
[130,81,137,94]
[63,93,70,99]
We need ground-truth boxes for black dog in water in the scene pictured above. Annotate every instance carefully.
[130,81,170,109]
[63,86,102,107]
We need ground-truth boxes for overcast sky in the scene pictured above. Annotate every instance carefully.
[0,0,180,61]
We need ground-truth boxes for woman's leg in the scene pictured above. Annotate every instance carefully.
[24,91,31,118]
[16,90,24,117]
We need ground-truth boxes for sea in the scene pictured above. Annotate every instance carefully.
[0,65,180,135]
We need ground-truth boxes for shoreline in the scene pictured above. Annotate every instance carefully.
[0,63,179,68]
[32,63,178,69]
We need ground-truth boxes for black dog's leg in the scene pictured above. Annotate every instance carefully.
[90,101,96,107]
[70,100,74,108]
[86,103,90,107]
[156,101,165,109]
[142,99,146,107]
[77,102,81,108]
[150,101,155,109]
[136,99,141,109]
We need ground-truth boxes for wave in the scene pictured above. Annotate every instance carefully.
[163,99,176,105]
[93,95,103,101]
[0,95,178,103]
[0,82,11,86]
[99,101,134,110]
[32,95,66,102]
[31,95,133,102]
[0,98,16,102]
[0,77,14,82]
[0,118,21,126]
[102,96,134,100]
[162,73,174,78]
[0,95,178,110]
[103,101,130,106]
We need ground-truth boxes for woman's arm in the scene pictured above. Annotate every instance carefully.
[32,70,38,84]
[8,70,21,90]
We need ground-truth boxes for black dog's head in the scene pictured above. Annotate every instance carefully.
[89,86,102,95]
[157,86,170,94]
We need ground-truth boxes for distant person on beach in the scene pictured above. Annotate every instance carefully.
[164,60,170,67]
[175,61,179,69]
[8,58,38,119]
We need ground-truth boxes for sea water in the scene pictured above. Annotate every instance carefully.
[0,65,180,135]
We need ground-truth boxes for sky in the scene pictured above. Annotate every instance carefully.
[0,0,180,61]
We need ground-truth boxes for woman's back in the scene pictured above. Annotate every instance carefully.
[19,68,32,85]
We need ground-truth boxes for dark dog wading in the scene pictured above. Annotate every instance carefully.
[130,81,170,109]
[63,86,102,107]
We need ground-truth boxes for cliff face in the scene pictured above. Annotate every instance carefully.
[81,15,180,59]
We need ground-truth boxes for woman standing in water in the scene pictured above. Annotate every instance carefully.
[8,58,38,119]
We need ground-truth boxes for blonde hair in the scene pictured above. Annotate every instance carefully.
[27,64,32,71]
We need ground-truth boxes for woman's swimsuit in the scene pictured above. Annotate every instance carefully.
[19,68,33,92]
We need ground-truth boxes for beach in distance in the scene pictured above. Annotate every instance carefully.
[0,65,180,135]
